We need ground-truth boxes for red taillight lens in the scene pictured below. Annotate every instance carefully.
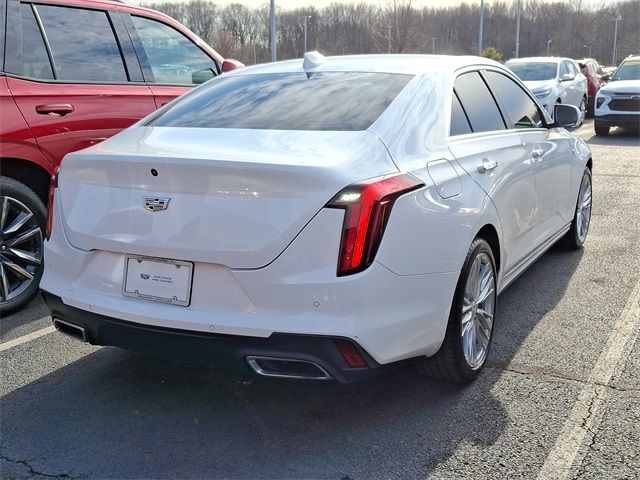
[334,339,367,368]
[326,173,423,276]
[46,169,59,239]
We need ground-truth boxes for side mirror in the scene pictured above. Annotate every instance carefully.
[561,73,575,82]
[222,59,245,73]
[601,73,611,82]
[192,68,215,85]
[554,104,581,128]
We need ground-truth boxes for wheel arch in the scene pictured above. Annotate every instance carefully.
[476,224,501,275]
[0,157,51,205]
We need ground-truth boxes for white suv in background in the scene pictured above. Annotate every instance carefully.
[506,57,587,122]
[594,56,640,136]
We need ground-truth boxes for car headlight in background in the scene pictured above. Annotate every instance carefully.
[534,89,552,99]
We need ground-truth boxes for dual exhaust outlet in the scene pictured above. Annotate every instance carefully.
[53,318,87,342]
[51,318,332,381]
[246,356,332,380]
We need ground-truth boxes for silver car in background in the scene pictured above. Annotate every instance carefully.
[506,57,588,122]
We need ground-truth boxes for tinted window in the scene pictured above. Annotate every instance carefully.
[132,16,216,85]
[37,5,127,82]
[20,3,53,79]
[453,72,505,133]
[450,92,472,136]
[506,62,557,81]
[485,71,543,129]
[151,72,412,131]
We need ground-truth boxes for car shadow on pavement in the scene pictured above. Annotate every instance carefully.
[0,246,584,480]
[584,127,640,146]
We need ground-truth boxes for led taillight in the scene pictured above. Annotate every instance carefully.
[46,169,59,239]
[326,173,423,276]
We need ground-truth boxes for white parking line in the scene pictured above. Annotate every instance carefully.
[536,278,640,479]
[0,325,56,353]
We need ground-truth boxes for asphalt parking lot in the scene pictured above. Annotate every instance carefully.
[1,119,639,480]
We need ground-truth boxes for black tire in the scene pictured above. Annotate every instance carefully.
[418,238,497,383]
[0,176,46,316]
[561,167,592,250]
[594,122,610,136]
[586,98,595,118]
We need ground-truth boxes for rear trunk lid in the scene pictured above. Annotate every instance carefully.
[58,127,397,268]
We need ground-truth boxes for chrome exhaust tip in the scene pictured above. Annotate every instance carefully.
[53,318,87,342]
[246,356,332,380]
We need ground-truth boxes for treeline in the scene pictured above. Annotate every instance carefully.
[142,0,640,66]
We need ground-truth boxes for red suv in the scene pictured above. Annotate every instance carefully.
[0,0,243,313]
[576,58,607,116]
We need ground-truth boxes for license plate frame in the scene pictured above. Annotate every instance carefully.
[122,255,193,307]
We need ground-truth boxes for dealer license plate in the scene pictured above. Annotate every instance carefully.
[122,255,193,306]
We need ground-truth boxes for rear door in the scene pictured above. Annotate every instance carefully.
[123,13,220,108]
[484,69,573,247]
[4,1,156,165]
[447,70,536,274]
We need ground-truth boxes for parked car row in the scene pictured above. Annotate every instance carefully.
[504,55,639,136]
[504,57,589,121]
[0,0,243,313]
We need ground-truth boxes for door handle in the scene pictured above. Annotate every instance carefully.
[531,148,545,159]
[478,160,499,173]
[36,104,74,116]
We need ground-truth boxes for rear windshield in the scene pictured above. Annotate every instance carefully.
[506,62,557,81]
[149,72,413,131]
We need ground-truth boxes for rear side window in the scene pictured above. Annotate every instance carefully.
[132,16,217,85]
[37,5,127,82]
[450,92,472,136]
[453,72,506,133]
[20,3,53,79]
[485,71,543,129]
[150,72,413,131]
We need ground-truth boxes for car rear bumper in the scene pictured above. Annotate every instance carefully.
[42,291,392,383]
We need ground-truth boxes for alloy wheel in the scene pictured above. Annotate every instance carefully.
[0,196,43,303]
[576,173,592,243]
[461,252,496,369]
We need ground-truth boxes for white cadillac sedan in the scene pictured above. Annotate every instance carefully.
[41,53,592,384]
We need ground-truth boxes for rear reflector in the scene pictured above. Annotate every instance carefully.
[334,339,367,368]
[326,173,423,276]
[46,168,59,240]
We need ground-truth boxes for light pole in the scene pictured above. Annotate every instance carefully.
[584,44,592,57]
[612,14,622,66]
[388,25,392,54]
[303,16,311,53]
[431,37,437,54]
[478,0,485,55]
[515,0,521,58]
[269,0,276,62]
[547,39,552,56]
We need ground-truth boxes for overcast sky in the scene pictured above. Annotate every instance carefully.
[133,0,620,11]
